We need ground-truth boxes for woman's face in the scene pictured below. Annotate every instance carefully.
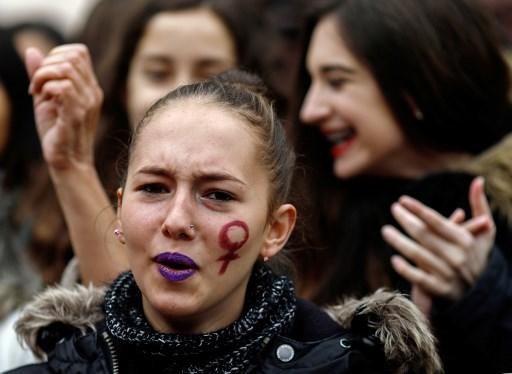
[118,98,282,334]
[125,8,237,127]
[300,15,411,179]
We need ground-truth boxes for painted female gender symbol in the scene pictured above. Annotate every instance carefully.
[217,220,249,274]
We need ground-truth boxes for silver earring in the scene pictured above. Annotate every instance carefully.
[263,256,269,262]
[114,228,125,244]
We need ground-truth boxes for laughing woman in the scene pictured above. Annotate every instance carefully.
[294,0,512,372]
[7,71,440,373]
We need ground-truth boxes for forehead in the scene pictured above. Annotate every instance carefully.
[130,98,262,173]
[137,8,237,63]
[307,14,358,71]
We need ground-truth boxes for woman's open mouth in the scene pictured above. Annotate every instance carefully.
[323,128,356,158]
[153,252,198,282]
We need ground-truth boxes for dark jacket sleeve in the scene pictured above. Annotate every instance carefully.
[433,247,512,373]
[3,331,111,374]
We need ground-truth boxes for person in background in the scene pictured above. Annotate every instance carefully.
[7,70,441,374]
[294,0,512,372]
[0,24,69,372]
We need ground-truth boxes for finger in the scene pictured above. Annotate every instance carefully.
[39,47,96,86]
[398,196,473,248]
[449,208,465,224]
[391,255,452,297]
[469,176,493,218]
[30,62,87,97]
[464,215,493,235]
[382,225,454,279]
[25,47,45,83]
[391,202,470,268]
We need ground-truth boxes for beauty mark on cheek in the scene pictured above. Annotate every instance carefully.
[217,220,249,275]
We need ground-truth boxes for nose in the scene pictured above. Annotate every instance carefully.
[299,83,330,126]
[169,69,194,92]
[161,188,196,240]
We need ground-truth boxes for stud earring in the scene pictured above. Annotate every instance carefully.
[263,256,269,262]
[114,228,125,244]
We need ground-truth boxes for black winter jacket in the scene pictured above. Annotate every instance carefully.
[5,285,441,374]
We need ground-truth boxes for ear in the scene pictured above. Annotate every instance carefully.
[260,204,297,259]
[116,187,124,223]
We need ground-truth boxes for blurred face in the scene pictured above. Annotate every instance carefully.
[300,15,413,179]
[125,8,237,127]
[0,83,10,153]
[118,98,282,334]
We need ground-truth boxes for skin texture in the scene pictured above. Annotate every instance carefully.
[301,15,462,179]
[117,98,296,334]
[125,8,237,127]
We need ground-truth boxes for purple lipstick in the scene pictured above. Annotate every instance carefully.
[154,252,198,282]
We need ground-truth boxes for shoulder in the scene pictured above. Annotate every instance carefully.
[258,290,442,374]
[14,284,106,359]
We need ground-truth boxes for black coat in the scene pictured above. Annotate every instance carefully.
[6,299,385,374]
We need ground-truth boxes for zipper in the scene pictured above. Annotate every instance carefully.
[102,331,120,374]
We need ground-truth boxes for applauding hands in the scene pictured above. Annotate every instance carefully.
[382,177,496,315]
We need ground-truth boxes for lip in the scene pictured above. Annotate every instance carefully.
[331,137,356,158]
[153,252,198,282]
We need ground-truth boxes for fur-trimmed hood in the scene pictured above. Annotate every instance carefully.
[14,285,442,374]
[327,290,441,374]
[456,133,512,224]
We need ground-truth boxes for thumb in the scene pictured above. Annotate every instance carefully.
[24,47,44,81]
[469,176,491,218]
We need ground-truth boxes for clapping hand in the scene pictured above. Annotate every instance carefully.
[382,177,495,316]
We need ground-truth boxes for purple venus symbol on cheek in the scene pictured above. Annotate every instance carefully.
[217,220,249,275]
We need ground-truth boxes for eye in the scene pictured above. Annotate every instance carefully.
[326,77,347,90]
[143,68,171,83]
[203,190,234,202]
[139,183,168,194]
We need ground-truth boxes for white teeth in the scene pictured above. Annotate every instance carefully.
[325,128,355,144]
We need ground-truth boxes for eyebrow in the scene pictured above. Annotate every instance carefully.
[135,166,247,186]
[320,64,356,75]
[141,55,172,65]
[141,55,230,67]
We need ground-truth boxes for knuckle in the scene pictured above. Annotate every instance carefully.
[452,254,467,269]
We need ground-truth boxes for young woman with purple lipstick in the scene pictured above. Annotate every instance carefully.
[8,71,441,373]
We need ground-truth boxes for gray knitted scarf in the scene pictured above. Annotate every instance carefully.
[104,264,296,373]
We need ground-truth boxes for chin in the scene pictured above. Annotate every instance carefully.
[333,160,361,180]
